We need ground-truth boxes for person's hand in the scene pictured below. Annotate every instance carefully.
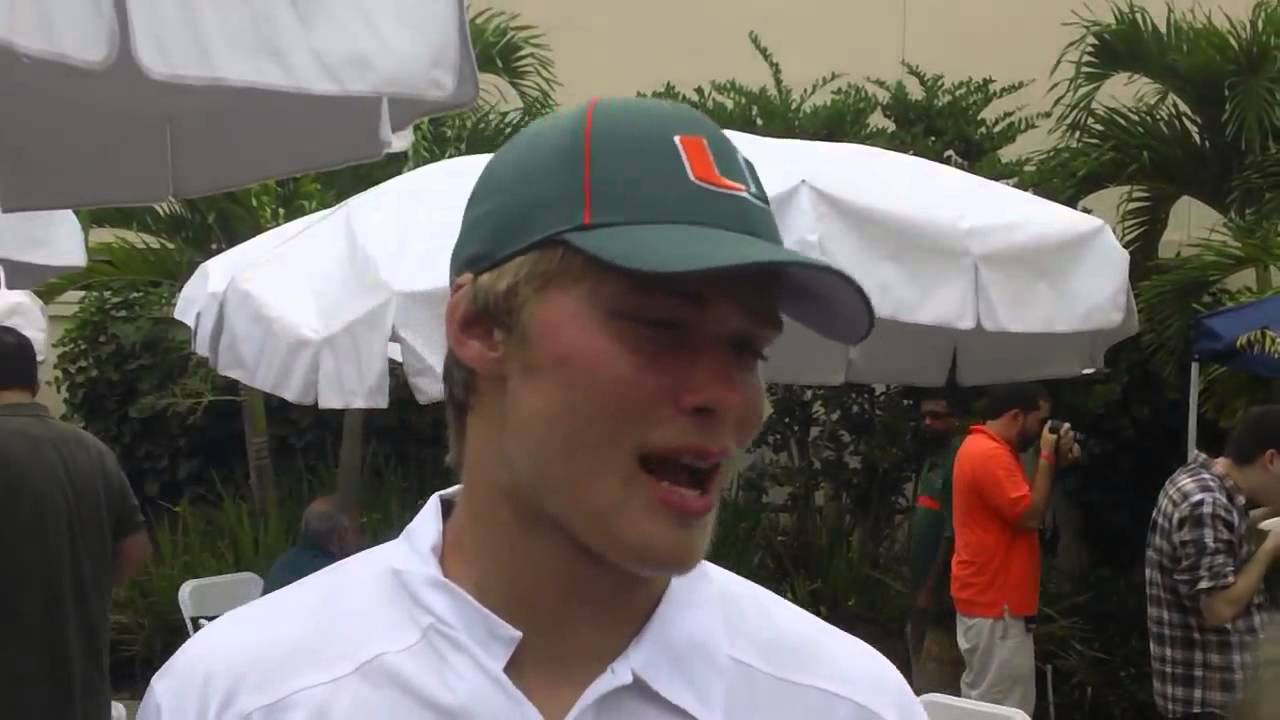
[1060,438,1082,467]
[1040,421,1073,460]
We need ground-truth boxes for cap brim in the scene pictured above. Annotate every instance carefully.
[559,223,874,346]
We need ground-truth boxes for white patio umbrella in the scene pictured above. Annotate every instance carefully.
[724,131,1138,387]
[175,154,492,407]
[0,278,50,362]
[0,208,87,289]
[0,0,478,211]
[179,134,1137,408]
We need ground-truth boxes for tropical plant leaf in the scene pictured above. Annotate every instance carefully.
[1236,327,1280,357]
[468,7,560,112]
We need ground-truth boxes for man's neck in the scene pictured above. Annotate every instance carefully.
[983,419,1018,448]
[439,464,668,717]
[0,390,36,405]
[1212,456,1249,496]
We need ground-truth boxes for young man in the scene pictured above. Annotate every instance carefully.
[906,390,965,694]
[1146,405,1280,719]
[0,325,152,720]
[949,383,1076,714]
[140,98,926,719]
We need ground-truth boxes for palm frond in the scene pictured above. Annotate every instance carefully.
[1221,1,1280,152]
[1231,144,1280,218]
[34,233,199,303]
[1236,327,1280,358]
[1050,2,1235,139]
[468,7,559,112]
[1137,216,1280,385]
[407,104,541,167]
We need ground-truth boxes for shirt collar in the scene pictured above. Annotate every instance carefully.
[0,401,49,417]
[1190,451,1248,508]
[393,486,524,666]
[969,424,1012,450]
[392,485,729,718]
[619,565,729,719]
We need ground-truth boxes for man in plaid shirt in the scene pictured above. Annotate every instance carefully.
[1146,405,1280,718]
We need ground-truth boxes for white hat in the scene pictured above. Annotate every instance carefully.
[0,266,49,362]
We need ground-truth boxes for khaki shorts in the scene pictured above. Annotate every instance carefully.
[956,611,1036,715]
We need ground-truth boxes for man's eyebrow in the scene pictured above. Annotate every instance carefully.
[620,278,782,331]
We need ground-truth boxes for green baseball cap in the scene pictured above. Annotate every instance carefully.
[452,97,874,346]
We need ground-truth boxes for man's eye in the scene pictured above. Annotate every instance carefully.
[629,316,681,332]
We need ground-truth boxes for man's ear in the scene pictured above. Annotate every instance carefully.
[445,274,507,376]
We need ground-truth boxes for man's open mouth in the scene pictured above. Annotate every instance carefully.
[639,453,720,497]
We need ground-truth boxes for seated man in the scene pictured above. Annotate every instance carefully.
[263,495,358,594]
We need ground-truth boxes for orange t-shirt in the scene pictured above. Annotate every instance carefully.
[950,425,1041,618]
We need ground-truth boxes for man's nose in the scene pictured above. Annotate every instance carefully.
[673,345,757,419]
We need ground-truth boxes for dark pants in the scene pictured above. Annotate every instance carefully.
[907,610,964,696]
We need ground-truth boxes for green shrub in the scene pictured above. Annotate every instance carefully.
[54,285,245,499]
[110,459,449,693]
[54,284,452,504]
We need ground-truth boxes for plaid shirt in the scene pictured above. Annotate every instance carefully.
[1145,453,1266,716]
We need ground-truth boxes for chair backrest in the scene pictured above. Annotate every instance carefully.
[177,571,264,636]
[919,693,1032,720]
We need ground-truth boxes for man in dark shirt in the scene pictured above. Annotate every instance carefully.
[1146,405,1280,718]
[906,390,965,694]
[263,495,359,594]
[0,325,152,720]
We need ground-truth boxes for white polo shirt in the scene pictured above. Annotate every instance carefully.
[140,487,925,719]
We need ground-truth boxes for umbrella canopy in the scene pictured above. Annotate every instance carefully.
[175,154,492,407]
[0,0,478,211]
[179,134,1138,408]
[1192,295,1280,378]
[724,131,1138,387]
[0,209,87,289]
[0,282,49,363]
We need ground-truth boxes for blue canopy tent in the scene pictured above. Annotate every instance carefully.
[1187,295,1280,459]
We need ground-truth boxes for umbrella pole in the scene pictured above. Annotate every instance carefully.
[337,409,366,514]
[1187,361,1200,462]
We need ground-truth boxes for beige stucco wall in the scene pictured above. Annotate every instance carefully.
[36,293,76,416]
[490,0,1251,253]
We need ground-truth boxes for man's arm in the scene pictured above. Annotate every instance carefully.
[1016,423,1077,530]
[1016,455,1054,530]
[114,529,153,587]
[104,446,150,587]
[917,536,953,606]
[1249,506,1280,528]
[1201,530,1280,626]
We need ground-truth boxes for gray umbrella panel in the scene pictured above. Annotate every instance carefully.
[0,1,478,211]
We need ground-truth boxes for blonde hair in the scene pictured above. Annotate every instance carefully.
[442,243,595,472]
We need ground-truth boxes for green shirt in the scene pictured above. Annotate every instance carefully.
[0,402,144,720]
[909,438,962,603]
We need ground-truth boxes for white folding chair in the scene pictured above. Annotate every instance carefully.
[919,693,1032,719]
[110,700,127,720]
[177,571,264,636]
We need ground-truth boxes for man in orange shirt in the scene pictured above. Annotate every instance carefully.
[950,383,1077,714]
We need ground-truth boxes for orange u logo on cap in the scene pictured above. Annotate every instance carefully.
[674,135,767,206]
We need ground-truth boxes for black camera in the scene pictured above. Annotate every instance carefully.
[1048,419,1087,447]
